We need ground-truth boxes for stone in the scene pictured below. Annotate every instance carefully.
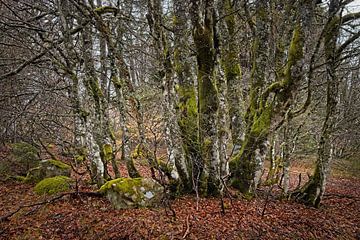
[34,176,73,195]
[25,159,71,183]
[99,178,164,209]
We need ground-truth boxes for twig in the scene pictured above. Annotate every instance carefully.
[182,215,190,239]
[261,185,275,217]
[278,173,284,190]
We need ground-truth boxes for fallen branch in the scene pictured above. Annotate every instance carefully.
[182,215,190,239]
[0,191,102,222]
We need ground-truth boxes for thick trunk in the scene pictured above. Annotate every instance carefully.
[190,0,221,196]
[81,25,106,186]
[86,118,105,187]
[230,14,304,195]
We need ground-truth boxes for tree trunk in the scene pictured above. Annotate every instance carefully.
[190,0,221,196]
[221,0,244,154]
[296,0,341,207]
[173,0,197,192]
[81,25,106,187]
[147,0,188,191]
[230,11,304,195]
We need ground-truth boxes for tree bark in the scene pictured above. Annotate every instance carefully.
[190,0,221,196]
[296,0,341,207]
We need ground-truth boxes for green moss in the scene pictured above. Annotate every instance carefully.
[74,154,85,163]
[109,127,116,142]
[94,6,118,14]
[34,176,72,195]
[283,24,303,85]
[13,175,27,182]
[23,166,42,183]
[100,178,143,200]
[79,109,90,119]
[48,159,70,170]
[103,144,113,162]
[250,104,272,136]
[89,78,103,102]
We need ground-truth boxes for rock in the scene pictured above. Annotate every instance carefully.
[25,159,71,183]
[40,159,71,177]
[34,176,73,195]
[99,178,164,209]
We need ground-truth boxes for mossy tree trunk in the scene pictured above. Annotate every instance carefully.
[81,25,106,187]
[82,3,144,179]
[229,0,270,195]
[220,0,244,155]
[296,0,341,207]
[96,0,120,179]
[146,0,189,191]
[173,0,198,192]
[57,1,88,167]
[190,0,221,196]
[230,0,305,195]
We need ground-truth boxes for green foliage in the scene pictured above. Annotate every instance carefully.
[34,176,73,195]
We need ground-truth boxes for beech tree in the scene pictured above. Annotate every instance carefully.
[1,0,359,208]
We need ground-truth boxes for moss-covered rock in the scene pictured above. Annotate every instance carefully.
[99,178,164,209]
[34,176,73,195]
[23,167,42,183]
[24,159,71,183]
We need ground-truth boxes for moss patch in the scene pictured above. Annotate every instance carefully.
[34,176,73,195]
[100,178,142,196]
[99,178,164,209]
[47,160,70,170]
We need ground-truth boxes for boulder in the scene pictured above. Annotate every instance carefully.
[99,178,164,209]
[34,176,73,195]
[25,159,71,183]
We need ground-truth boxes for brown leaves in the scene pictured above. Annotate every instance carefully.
[0,176,359,239]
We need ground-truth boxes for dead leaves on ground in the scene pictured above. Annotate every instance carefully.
[0,177,359,239]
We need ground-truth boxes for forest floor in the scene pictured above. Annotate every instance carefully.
[0,158,359,239]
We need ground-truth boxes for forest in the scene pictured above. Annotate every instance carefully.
[0,0,359,239]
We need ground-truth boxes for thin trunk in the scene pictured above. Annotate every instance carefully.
[173,0,196,192]
[147,0,186,190]
[221,0,244,154]
[297,0,341,207]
